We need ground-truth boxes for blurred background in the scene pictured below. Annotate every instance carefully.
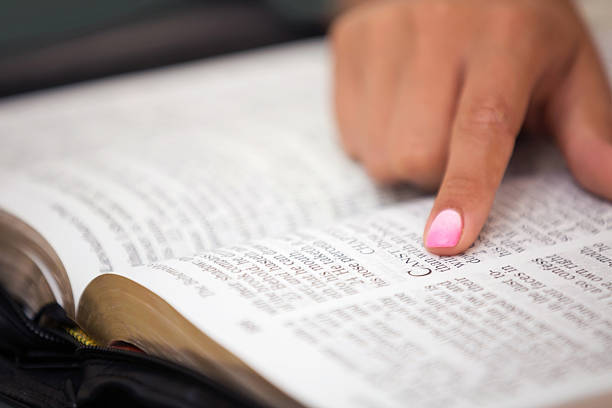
[1,0,611,99]
[0,0,330,97]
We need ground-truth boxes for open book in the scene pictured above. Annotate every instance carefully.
[2,31,612,408]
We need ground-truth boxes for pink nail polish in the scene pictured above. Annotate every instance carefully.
[426,209,462,248]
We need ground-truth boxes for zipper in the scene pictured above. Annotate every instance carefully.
[1,287,266,408]
[1,285,228,386]
[0,289,73,348]
[18,310,73,347]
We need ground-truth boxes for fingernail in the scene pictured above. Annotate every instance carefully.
[426,209,462,248]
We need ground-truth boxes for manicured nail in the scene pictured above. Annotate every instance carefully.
[426,209,462,248]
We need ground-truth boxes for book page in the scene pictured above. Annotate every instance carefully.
[1,0,610,312]
[0,41,416,308]
[120,167,612,408]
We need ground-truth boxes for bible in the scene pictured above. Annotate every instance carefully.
[1,35,612,408]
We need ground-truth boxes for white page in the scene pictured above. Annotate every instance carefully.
[121,168,612,408]
[0,6,610,405]
[1,0,610,308]
[0,41,418,307]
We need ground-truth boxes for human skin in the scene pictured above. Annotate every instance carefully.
[330,0,612,255]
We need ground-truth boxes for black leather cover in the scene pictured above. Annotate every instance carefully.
[0,286,265,408]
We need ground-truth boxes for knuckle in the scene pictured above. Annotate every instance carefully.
[414,0,452,19]
[369,3,407,26]
[363,6,409,45]
[330,13,362,49]
[486,3,541,39]
[458,97,516,138]
[441,175,489,205]
[339,136,359,160]
[391,146,445,184]
[364,157,393,184]
[488,2,531,25]
[429,0,452,16]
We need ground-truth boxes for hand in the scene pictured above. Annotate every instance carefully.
[331,0,612,255]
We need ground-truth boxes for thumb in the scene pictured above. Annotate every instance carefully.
[549,40,612,200]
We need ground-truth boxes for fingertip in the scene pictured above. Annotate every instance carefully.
[425,208,462,248]
[363,157,396,184]
[423,195,494,256]
[423,207,472,256]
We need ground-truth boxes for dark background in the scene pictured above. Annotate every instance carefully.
[0,0,326,98]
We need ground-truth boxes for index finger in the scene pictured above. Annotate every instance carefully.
[424,49,540,255]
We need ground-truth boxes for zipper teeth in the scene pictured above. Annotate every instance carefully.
[4,296,260,407]
[65,326,98,347]
[14,318,262,407]
[3,296,250,404]
[14,306,71,346]
[27,322,63,343]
